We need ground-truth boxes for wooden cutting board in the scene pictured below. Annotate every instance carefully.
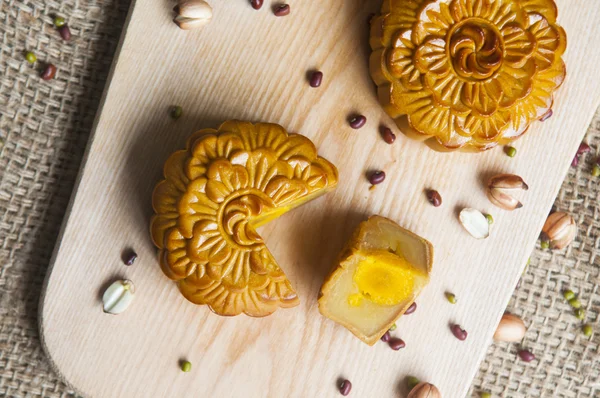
[39,1,600,397]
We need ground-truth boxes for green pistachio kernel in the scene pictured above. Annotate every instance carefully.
[592,164,600,177]
[389,323,397,332]
[540,240,550,249]
[505,146,517,158]
[485,214,494,224]
[575,308,586,320]
[480,393,492,398]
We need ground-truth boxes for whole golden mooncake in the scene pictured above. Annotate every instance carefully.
[319,216,433,345]
[151,121,338,316]
[370,0,567,151]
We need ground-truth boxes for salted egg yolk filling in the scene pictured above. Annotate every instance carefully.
[347,251,423,307]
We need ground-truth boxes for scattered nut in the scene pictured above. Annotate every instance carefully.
[123,251,138,266]
[518,349,535,362]
[407,382,442,398]
[540,239,550,249]
[368,170,385,185]
[381,331,391,342]
[170,105,183,120]
[404,302,417,315]
[58,25,71,41]
[173,0,212,30]
[571,155,579,168]
[25,51,37,64]
[348,114,367,129]
[480,392,492,398]
[541,212,576,249]
[309,71,323,88]
[181,360,192,372]
[426,189,442,207]
[539,109,553,122]
[575,308,586,320]
[273,4,290,17]
[592,164,600,177]
[563,289,575,301]
[504,146,517,157]
[389,323,397,332]
[485,214,494,224]
[250,0,263,10]
[493,313,526,342]
[486,174,528,211]
[102,279,135,314]
[41,64,57,80]
[577,142,591,155]
[406,376,421,392]
[568,298,582,309]
[459,208,490,239]
[445,292,457,304]
[53,16,66,28]
[582,324,593,337]
[388,337,405,351]
[451,324,467,341]
[338,379,352,396]
[380,126,396,144]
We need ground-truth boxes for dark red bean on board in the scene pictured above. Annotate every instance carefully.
[349,114,367,129]
[309,71,323,88]
[404,302,417,315]
[368,170,385,185]
[388,337,405,350]
[426,190,442,207]
[380,126,396,144]
[41,64,57,80]
[518,349,535,362]
[339,379,352,396]
[381,331,391,342]
[124,251,138,266]
[540,109,553,122]
[58,25,71,41]
[273,4,290,16]
[250,0,263,10]
[451,324,468,341]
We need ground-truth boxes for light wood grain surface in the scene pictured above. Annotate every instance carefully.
[39,1,600,397]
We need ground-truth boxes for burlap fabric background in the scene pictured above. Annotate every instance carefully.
[0,1,598,397]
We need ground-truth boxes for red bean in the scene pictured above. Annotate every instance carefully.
[348,115,367,129]
[273,4,290,16]
[309,71,323,88]
[339,379,352,396]
[451,324,468,341]
[404,302,417,315]
[388,337,405,350]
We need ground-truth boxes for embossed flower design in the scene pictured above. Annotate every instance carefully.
[151,121,338,316]
[370,0,566,151]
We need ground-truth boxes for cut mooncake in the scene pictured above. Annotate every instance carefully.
[151,120,338,316]
[319,216,433,345]
[370,0,566,151]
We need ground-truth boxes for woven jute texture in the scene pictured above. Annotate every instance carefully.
[470,113,600,398]
[0,1,599,398]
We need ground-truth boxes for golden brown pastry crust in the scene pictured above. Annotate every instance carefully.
[151,121,338,316]
[370,0,567,151]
